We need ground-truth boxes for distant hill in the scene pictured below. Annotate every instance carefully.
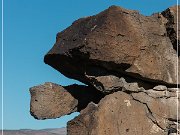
[0,128,66,135]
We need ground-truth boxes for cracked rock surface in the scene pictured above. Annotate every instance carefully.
[68,92,165,135]
[30,82,104,119]
[44,5,179,86]
[30,5,179,135]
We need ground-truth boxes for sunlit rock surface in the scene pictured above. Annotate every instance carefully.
[30,5,179,135]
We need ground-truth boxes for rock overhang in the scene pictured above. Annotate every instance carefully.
[44,5,179,86]
[30,5,179,135]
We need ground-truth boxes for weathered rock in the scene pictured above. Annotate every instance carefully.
[131,92,179,129]
[167,88,180,97]
[161,5,180,54]
[87,74,154,93]
[146,87,180,98]
[30,82,104,119]
[153,85,168,91]
[67,102,98,135]
[44,5,179,87]
[67,91,168,135]
[68,90,179,135]
[29,5,179,135]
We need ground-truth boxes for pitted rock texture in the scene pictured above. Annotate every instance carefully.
[86,75,154,93]
[44,5,179,86]
[67,86,180,135]
[30,82,104,119]
[67,89,180,135]
[30,5,179,135]
[68,92,165,135]
[161,5,180,53]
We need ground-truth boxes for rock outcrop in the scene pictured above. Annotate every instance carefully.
[29,5,179,135]
[161,6,180,54]
[30,82,104,119]
[44,5,179,86]
[67,87,179,135]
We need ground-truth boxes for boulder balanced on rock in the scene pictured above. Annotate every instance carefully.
[30,5,179,135]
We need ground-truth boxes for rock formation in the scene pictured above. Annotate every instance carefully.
[30,82,104,119]
[30,5,179,135]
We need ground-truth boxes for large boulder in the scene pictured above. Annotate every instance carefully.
[29,5,179,135]
[44,6,179,88]
[67,91,179,135]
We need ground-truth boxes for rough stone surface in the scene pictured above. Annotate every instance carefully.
[67,92,167,135]
[161,5,180,54]
[131,92,179,129]
[44,5,179,86]
[29,5,179,135]
[86,75,154,93]
[30,82,104,119]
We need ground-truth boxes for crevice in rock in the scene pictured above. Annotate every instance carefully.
[30,83,105,120]
[64,84,105,111]
[167,122,179,134]
[44,53,179,92]
[130,94,166,132]
[167,127,178,135]
[168,118,180,123]
[30,5,180,135]
[83,63,166,92]
[161,8,179,56]
[88,59,180,88]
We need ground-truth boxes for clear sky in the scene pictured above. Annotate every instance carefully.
[1,0,177,130]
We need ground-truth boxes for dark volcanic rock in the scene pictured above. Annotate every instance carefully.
[44,6,179,87]
[161,5,180,54]
[30,82,104,119]
[29,5,179,135]
[85,75,154,93]
[68,90,179,135]
[67,92,165,135]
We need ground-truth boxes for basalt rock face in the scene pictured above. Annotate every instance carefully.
[30,82,104,119]
[44,5,179,86]
[67,88,180,135]
[161,6,180,54]
[30,5,179,135]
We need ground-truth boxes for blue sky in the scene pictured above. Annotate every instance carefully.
[1,0,177,130]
